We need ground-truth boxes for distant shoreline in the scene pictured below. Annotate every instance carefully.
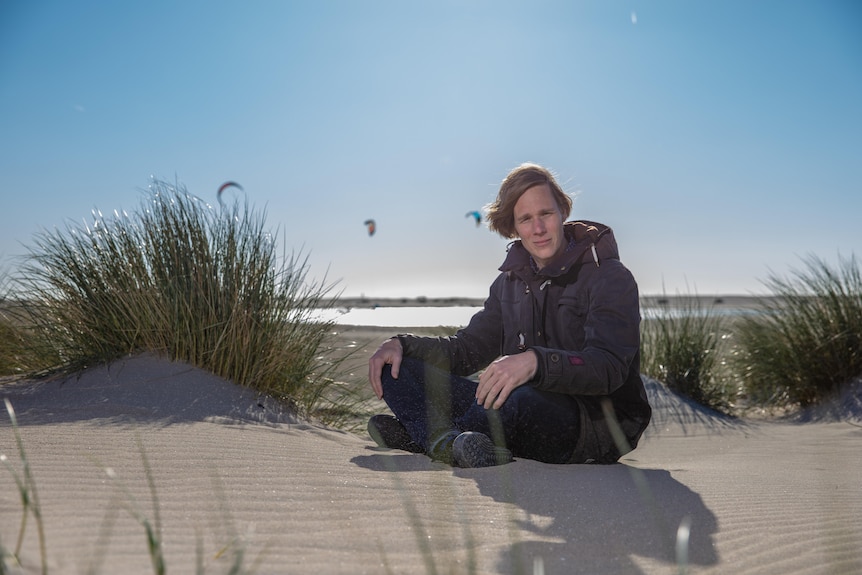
[326,294,772,310]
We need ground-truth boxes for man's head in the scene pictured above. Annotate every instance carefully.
[486,163,572,238]
[486,163,572,268]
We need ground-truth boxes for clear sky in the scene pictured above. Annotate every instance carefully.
[2,0,860,299]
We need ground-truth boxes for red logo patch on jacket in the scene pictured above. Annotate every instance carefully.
[568,355,585,366]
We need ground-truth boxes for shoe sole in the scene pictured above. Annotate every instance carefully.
[368,415,424,454]
[452,432,513,468]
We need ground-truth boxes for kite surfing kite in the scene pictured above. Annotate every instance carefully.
[465,210,482,227]
[364,219,376,236]
[217,181,244,206]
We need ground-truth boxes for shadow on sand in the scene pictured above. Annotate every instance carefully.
[353,452,718,575]
[467,462,717,574]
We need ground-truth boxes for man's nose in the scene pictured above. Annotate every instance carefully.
[532,219,546,234]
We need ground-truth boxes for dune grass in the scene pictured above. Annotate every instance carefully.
[640,295,731,413]
[0,305,54,378]
[733,253,862,408]
[0,271,58,377]
[640,255,861,414]
[7,179,353,423]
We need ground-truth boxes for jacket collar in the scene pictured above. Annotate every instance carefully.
[499,220,619,279]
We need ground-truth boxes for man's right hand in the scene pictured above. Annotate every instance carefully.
[368,337,403,400]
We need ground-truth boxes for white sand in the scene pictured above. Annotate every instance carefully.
[1,353,860,574]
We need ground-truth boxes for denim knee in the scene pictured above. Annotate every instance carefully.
[381,356,424,389]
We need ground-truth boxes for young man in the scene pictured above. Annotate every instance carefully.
[367,163,651,467]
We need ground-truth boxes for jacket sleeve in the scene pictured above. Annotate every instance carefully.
[397,278,505,376]
[530,261,640,396]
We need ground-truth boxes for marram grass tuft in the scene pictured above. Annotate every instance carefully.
[15,179,348,421]
[734,253,862,408]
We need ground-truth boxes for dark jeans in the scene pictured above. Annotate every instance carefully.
[380,356,582,464]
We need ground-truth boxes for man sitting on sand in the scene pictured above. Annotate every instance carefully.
[367,163,651,468]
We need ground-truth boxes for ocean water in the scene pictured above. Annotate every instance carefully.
[316,305,483,327]
[316,303,759,327]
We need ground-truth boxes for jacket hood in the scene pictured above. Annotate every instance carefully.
[499,220,620,278]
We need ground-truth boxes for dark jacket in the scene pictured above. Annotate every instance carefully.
[399,220,652,463]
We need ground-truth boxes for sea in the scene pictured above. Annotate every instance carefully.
[315,305,483,327]
[315,296,763,328]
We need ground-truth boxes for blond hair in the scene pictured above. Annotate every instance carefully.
[485,163,572,239]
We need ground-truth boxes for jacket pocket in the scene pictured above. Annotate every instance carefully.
[557,295,587,348]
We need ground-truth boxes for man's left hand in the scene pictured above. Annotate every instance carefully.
[476,351,538,409]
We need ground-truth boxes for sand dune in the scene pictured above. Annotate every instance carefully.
[1,351,860,574]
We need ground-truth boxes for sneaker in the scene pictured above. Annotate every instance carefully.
[452,432,513,468]
[367,414,424,454]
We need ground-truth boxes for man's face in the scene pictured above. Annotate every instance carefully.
[513,184,566,269]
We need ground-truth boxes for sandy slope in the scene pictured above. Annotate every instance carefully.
[1,350,860,575]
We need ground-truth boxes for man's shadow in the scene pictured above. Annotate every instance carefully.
[467,460,718,574]
[353,452,718,574]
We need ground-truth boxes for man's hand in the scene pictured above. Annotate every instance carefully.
[368,337,403,400]
[476,351,538,409]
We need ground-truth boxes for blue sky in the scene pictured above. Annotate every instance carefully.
[2,0,860,299]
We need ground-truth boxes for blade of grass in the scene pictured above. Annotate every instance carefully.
[2,399,47,575]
